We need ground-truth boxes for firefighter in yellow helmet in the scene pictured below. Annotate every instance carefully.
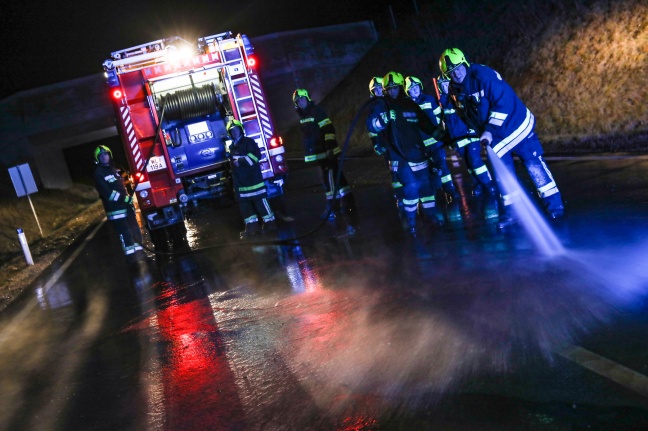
[366,71,446,236]
[293,88,356,233]
[436,74,498,199]
[226,119,276,239]
[366,76,407,228]
[404,75,459,202]
[92,145,144,260]
[439,48,564,229]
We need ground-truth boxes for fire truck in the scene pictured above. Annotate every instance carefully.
[102,32,287,242]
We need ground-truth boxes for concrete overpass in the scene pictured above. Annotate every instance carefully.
[0,21,377,190]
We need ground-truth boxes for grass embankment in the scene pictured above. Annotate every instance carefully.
[283,0,647,157]
[0,184,101,262]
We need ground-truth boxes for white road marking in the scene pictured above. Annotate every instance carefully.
[557,345,648,397]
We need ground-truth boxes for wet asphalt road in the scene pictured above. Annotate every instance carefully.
[2,153,648,430]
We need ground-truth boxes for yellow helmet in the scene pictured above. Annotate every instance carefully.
[226,119,244,134]
[368,77,383,96]
[292,88,310,107]
[94,145,112,163]
[404,76,423,94]
[382,71,404,89]
[437,74,451,93]
[439,48,470,76]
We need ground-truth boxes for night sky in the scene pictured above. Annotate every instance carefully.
[1,0,400,99]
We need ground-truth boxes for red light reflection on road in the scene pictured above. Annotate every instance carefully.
[156,284,246,430]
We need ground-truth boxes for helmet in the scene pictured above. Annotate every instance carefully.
[368,77,383,96]
[404,76,423,94]
[94,145,112,163]
[439,48,470,76]
[437,74,451,93]
[292,88,310,106]
[226,119,244,134]
[382,71,404,89]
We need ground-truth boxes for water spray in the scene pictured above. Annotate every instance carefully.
[486,146,565,257]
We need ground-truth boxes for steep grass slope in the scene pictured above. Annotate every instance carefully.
[284,0,647,156]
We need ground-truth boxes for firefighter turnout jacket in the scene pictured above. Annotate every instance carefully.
[367,93,443,163]
[451,63,536,158]
[296,101,342,163]
[93,164,134,220]
[228,135,267,201]
[410,93,444,153]
[439,93,480,149]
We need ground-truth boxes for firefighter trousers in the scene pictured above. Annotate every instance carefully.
[239,198,275,225]
[456,141,493,188]
[429,146,456,193]
[495,133,564,215]
[108,207,143,255]
[319,157,351,200]
[391,160,442,225]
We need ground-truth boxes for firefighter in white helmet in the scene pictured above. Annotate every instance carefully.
[226,120,276,239]
[440,48,564,228]
[93,145,144,259]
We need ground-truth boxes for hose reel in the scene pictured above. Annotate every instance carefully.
[160,83,222,121]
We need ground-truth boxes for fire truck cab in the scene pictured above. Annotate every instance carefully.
[102,32,287,240]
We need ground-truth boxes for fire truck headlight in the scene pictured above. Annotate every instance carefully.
[179,192,189,203]
[275,155,283,162]
[139,190,149,198]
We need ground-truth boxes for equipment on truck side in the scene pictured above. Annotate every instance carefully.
[102,32,287,245]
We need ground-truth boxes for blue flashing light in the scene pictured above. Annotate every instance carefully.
[105,70,120,88]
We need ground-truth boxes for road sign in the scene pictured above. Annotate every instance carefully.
[8,164,43,237]
[9,164,38,197]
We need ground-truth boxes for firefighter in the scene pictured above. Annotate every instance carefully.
[439,48,564,229]
[367,77,406,226]
[366,71,446,236]
[93,145,144,259]
[437,74,497,198]
[404,75,459,202]
[293,88,356,232]
[226,120,276,239]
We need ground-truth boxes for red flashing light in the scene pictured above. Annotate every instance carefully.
[112,89,123,99]
[246,56,257,68]
[270,136,283,148]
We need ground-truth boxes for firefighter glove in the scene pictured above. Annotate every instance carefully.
[374,110,397,130]
[373,144,387,156]
[480,131,493,146]
[124,195,133,205]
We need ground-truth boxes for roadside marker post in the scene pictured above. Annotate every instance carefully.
[17,228,34,266]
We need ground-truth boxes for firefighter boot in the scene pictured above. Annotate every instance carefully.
[398,204,409,232]
[405,211,417,237]
[240,221,261,239]
[423,207,445,231]
[443,184,460,204]
[263,219,278,232]
[320,199,339,220]
[340,193,358,234]
[543,193,565,220]
[497,204,517,230]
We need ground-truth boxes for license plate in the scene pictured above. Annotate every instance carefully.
[147,156,167,172]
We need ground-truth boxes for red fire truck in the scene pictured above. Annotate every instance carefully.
[102,32,287,243]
